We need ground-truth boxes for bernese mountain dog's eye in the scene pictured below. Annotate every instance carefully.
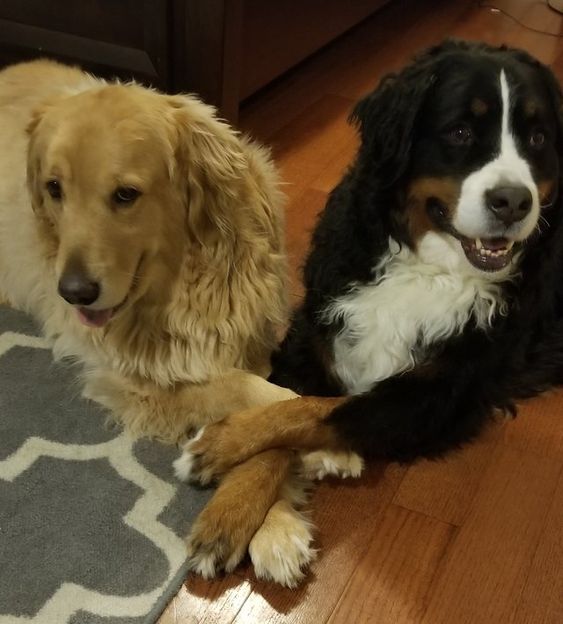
[46,179,62,200]
[529,130,546,149]
[445,124,474,147]
[112,186,141,205]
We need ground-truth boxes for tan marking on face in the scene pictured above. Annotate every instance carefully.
[538,179,555,205]
[405,176,461,244]
[524,99,539,117]
[471,98,488,116]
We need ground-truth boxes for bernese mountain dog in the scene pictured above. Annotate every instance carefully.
[177,40,563,582]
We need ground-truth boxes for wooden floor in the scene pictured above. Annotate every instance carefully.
[160,1,563,622]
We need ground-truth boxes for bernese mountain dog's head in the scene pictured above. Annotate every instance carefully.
[352,40,562,273]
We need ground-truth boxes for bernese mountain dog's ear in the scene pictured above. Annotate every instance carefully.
[510,48,563,148]
[349,40,475,188]
[349,48,442,187]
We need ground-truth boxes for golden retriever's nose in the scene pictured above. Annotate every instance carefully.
[58,269,100,306]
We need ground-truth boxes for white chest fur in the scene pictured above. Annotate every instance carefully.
[324,233,507,395]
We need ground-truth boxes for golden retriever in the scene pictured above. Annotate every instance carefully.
[0,58,294,431]
[0,59,338,585]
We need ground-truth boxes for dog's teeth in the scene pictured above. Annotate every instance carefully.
[475,238,483,250]
[506,241,514,251]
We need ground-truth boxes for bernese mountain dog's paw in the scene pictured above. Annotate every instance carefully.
[174,421,249,485]
[249,500,316,588]
[299,450,365,481]
[174,400,297,485]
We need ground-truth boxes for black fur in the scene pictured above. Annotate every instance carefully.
[270,40,563,462]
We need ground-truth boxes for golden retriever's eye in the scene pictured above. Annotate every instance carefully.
[113,186,141,205]
[46,179,62,200]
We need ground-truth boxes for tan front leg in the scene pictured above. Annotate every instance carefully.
[83,368,298,442]
[177,396,347,484]
[182,448,295,577]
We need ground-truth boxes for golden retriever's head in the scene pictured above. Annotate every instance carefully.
[27,84,247,328]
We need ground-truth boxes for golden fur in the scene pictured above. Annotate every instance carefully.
[175,399,363,586]
[0,59,296,442]
[0,59,360,588]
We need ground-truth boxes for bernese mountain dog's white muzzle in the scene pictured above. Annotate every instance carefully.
[399,57,559,275]
[451,70,542,271]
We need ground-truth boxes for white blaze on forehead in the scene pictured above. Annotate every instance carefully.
[500,70,511,145]
[452,69,540,241]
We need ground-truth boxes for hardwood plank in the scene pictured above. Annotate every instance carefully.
[329,0,473,102]
[420,446,562,624]
[158,575,252,624]
[237,0,437,141]
[327,505,455,624]
[230,464,406,624]
[503,390,563,460]
[453,0,562,65]
[510,468,563,623]
[269,94,355,203]
[393,422,504,526]
[309,134,359,195]
[240,0,390,99]
[509,603,563,624]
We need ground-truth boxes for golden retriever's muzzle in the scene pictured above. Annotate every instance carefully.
[57,259,116,327]
[58,263,100,306]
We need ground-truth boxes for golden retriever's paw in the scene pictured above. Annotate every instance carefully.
[249,501,316,588]
[187,531,246,580]
[186,493,257,578]
[299,450,364,481]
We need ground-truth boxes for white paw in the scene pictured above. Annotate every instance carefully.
[249,502,316,588]
[300,450,364,481]
[173,427,205,481]
[187,542,245,579]
[189,550,219,580]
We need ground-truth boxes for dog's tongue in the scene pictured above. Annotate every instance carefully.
[481,237,509,251]
[77,307,113,328]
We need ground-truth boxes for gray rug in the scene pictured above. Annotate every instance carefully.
[0,306,212,624]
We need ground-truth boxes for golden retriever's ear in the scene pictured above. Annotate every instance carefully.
[26,95,62,136]
[26,109,43,137]
[26,97,63,216]
[26,105,49,214]
[167,95,248,245]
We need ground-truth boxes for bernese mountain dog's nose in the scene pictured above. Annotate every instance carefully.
[486,186,533,226]
[58,270,100,306]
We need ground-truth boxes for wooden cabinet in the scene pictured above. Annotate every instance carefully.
[0,0,388,123]
[0,1,172,89]
[0,0,242,119]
